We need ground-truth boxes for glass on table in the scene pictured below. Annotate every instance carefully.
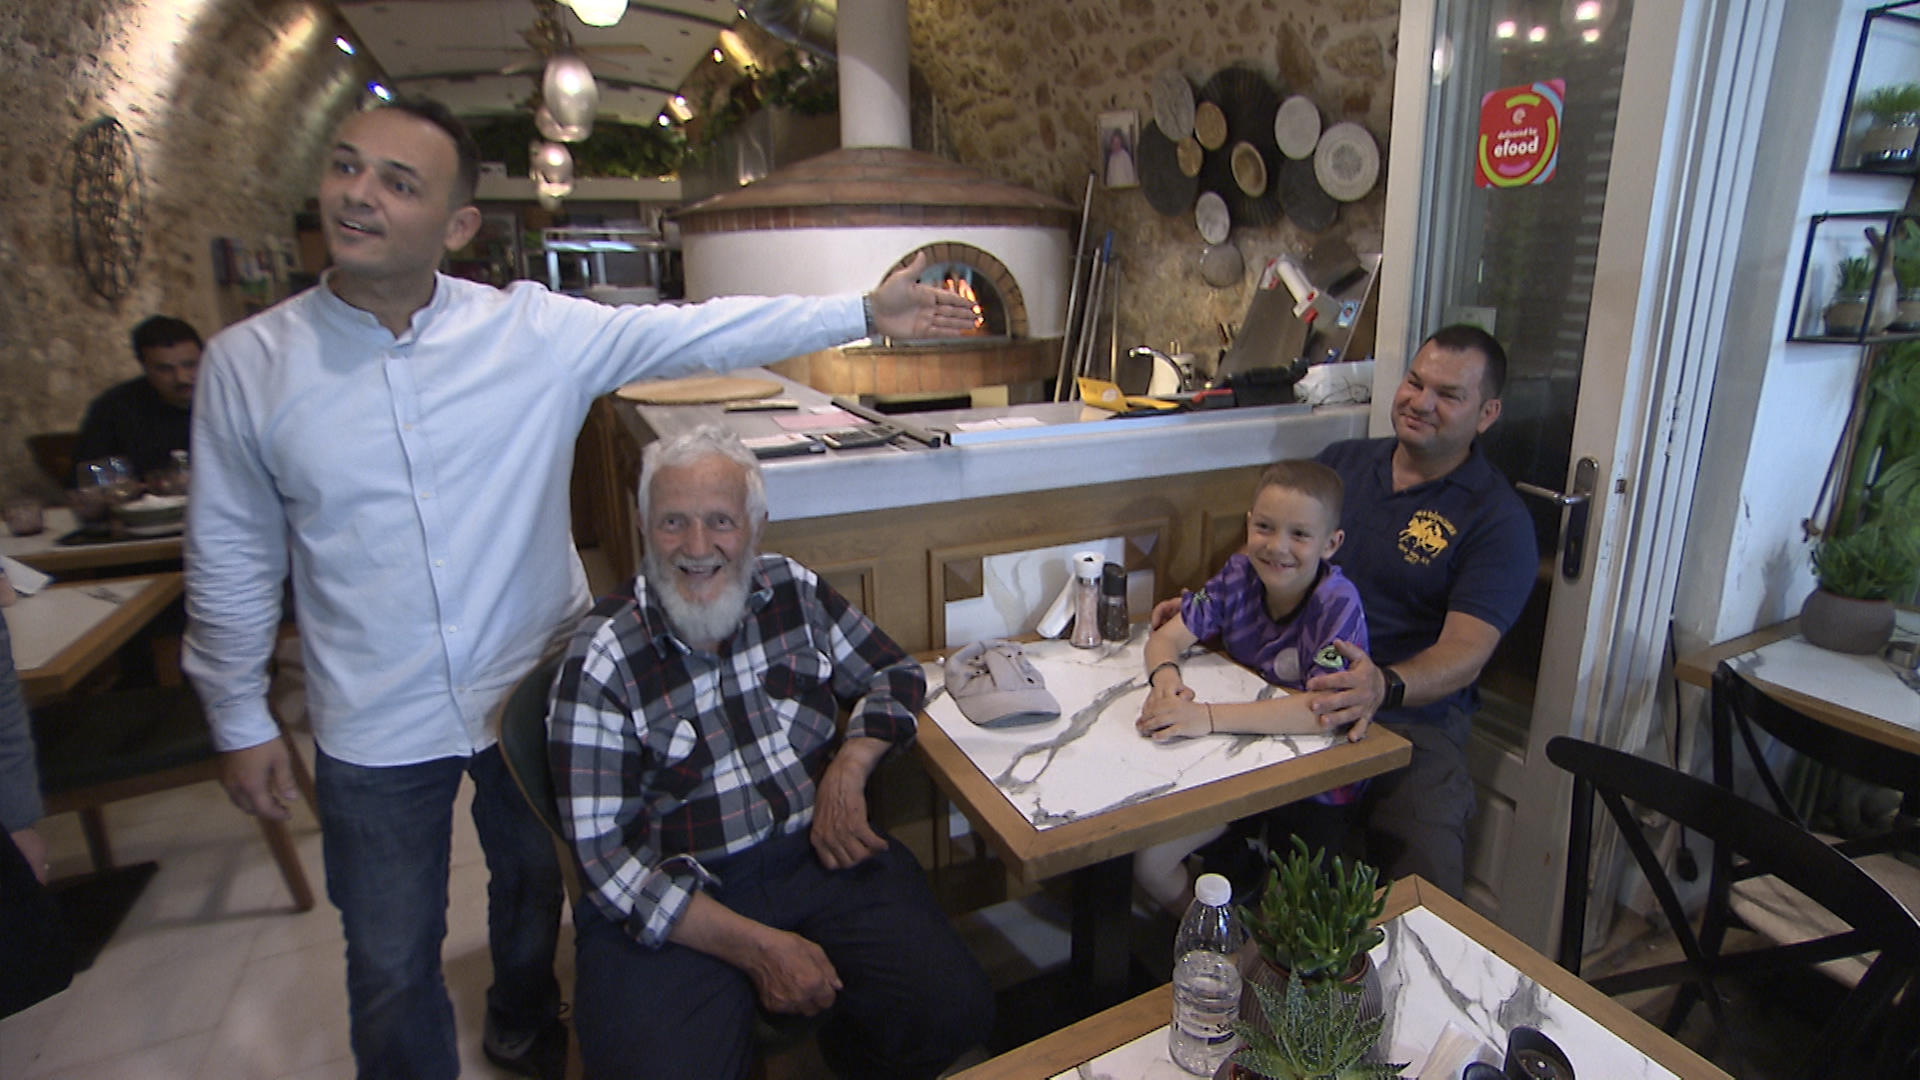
[147,450,191,497]
[71,459,125,525]
[3,499,44,536]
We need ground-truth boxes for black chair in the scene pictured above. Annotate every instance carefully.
[1548,736,1920,1080]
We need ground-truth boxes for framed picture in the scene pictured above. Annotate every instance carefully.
[1099,110,1139,189]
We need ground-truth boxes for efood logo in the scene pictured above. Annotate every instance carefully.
[1398,510,1457,565]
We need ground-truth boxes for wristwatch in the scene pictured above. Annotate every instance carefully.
[1379,666,1406,711]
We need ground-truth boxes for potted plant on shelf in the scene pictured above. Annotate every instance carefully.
[1802,515,1920,653]
[1855,82,1920,167]
[1237,837,1388,1037]
[1825,254,1876,338]
[1890,221,1920,331]
[1225,977,1405,1080]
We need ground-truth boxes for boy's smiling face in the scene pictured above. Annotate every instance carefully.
[1245,484,1345,617]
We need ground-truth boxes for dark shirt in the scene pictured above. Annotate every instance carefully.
[72,377,189,482]
[1317,437,1537,727]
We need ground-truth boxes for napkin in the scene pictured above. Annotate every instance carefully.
[0,555,50,596]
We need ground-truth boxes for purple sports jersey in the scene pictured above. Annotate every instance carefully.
[1180,554,1370,804]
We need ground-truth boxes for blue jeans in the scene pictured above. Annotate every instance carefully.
[316,745,563,1080]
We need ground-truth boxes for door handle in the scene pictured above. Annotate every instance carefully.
[1516,457,1600,582]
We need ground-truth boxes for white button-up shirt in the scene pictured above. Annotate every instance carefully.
[184,273,861,767]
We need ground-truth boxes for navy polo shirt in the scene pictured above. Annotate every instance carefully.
[1316,437,1537,728]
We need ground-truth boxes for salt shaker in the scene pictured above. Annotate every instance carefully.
[1070,552,1103,648]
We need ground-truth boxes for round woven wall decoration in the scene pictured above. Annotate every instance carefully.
[70,117,146,301]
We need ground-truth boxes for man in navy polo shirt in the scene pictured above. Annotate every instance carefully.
[1301,324,1537,897]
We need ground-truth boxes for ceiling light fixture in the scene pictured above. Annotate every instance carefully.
[565,0,628,26]
[368,82,392,100]
[667,95,692,122]
[536,103,591,142]
[543,52,599,131]
[531,140,575,201]
[333,36,355,55]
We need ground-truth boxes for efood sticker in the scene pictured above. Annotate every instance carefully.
[1476,80,1563,188]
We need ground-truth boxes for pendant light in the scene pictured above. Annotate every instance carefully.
[530,140,575,196]
[565,0,628,26]
[543,52,599,131]
[536,103,590,143]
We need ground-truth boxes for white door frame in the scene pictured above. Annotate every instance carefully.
[1375,0,1786,948]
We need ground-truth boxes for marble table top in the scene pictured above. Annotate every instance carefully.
[922,632,1352,831]
[1053,902,1688,1080]
[1729,627,1920,736]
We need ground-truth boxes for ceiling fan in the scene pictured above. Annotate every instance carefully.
[428,0,651,78]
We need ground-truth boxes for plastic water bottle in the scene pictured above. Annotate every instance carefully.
[1169,872,1245,1075]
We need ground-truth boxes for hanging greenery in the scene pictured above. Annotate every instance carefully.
[468,114,685,181]
[685,52,837,160]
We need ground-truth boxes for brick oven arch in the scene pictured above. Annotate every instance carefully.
[893,242,1029,338]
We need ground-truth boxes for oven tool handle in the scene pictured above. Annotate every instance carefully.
[829,396,946,447]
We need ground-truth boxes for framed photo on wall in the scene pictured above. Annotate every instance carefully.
[1099,110,1139,189]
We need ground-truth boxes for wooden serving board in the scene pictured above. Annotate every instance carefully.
[614,375,783,405]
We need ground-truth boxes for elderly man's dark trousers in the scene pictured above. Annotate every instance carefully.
[572,830,994,1080]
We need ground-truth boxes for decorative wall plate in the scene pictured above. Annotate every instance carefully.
[1151,69,1196,140]
[1275,95,1322,159]
[1195,191,1231,244]
[1314,122,1381,202]
[70,117,145,301]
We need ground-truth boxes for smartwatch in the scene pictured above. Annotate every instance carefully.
[1379,665,1406,711]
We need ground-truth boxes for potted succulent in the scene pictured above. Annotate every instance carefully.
[1825,254,1876,338]
[1855,83,1920,166]
[1889,220,1920,331]
[1237,837,1388,1037]
[1225,977,1405,1080]
[1803,517,1920,654]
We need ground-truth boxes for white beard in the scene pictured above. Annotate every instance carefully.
[644,546,754,648]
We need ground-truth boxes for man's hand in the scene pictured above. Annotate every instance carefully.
[868,252,981,340]
[1303,640,1383,742]
[809,738,888,870]
[11,826,48,883]
[219,740,300,820]
[1149,596,1183,630]
[743,928,843,1016]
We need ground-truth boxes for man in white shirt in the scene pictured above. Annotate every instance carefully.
[183,96,975,1080]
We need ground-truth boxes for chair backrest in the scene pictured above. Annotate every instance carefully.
[497,653,568,843]
[1711,662,1920,818]
[1550,736,1920,970]
[1549,736,1920,1077]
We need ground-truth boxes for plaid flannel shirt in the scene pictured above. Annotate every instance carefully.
[548,554,924,947]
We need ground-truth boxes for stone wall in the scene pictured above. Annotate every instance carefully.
[909,0,1398,367]
[0,0,379,499]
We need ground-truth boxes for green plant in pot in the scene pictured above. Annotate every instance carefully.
[1890,221,1920,331]
[1803,514,1920,654]
[1237,837,1388,1041]
[1825,254,1876,338]
[1226,978,1405,1080]
[1856,82,1920,166]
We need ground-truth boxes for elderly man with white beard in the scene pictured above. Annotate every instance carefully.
[547,426,994,1080]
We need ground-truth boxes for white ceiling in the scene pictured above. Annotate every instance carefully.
[334,0,739,127]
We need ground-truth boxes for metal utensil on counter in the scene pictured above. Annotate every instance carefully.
[1053,172,1097,401]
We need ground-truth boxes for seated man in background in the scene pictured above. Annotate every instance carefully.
[72,315,202,481]
[549,426,994,1080]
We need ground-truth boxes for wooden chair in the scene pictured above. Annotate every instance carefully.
[26,431,78,487]
[1549,736,1920,1079]
[32,685,315,912]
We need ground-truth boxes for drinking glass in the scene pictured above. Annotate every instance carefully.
[71,460,116,525]
[3,500,43,536]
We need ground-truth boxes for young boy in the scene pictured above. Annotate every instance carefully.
[1132,459,1369,913]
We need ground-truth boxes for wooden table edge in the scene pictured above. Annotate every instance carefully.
[954,876,1728,1080]
[914,714,1410,883]
[1674,617,1920,756]
[18,573,184,704]
[13,538,184,575]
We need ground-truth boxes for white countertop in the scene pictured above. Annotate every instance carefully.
[622,370,1369,521]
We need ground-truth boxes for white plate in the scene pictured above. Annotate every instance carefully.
[1275,95,1322,159]
[1195,191,1231,244]
[1314,122,1381,202]
[123,520,185,538]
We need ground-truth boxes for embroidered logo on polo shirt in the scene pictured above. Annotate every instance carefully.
[1398,510,1457,565]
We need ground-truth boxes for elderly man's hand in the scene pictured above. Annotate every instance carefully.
[868,252,981,340]
[1304,641,1384,742]
[810,740,888,869]
[745,929,842,1016]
